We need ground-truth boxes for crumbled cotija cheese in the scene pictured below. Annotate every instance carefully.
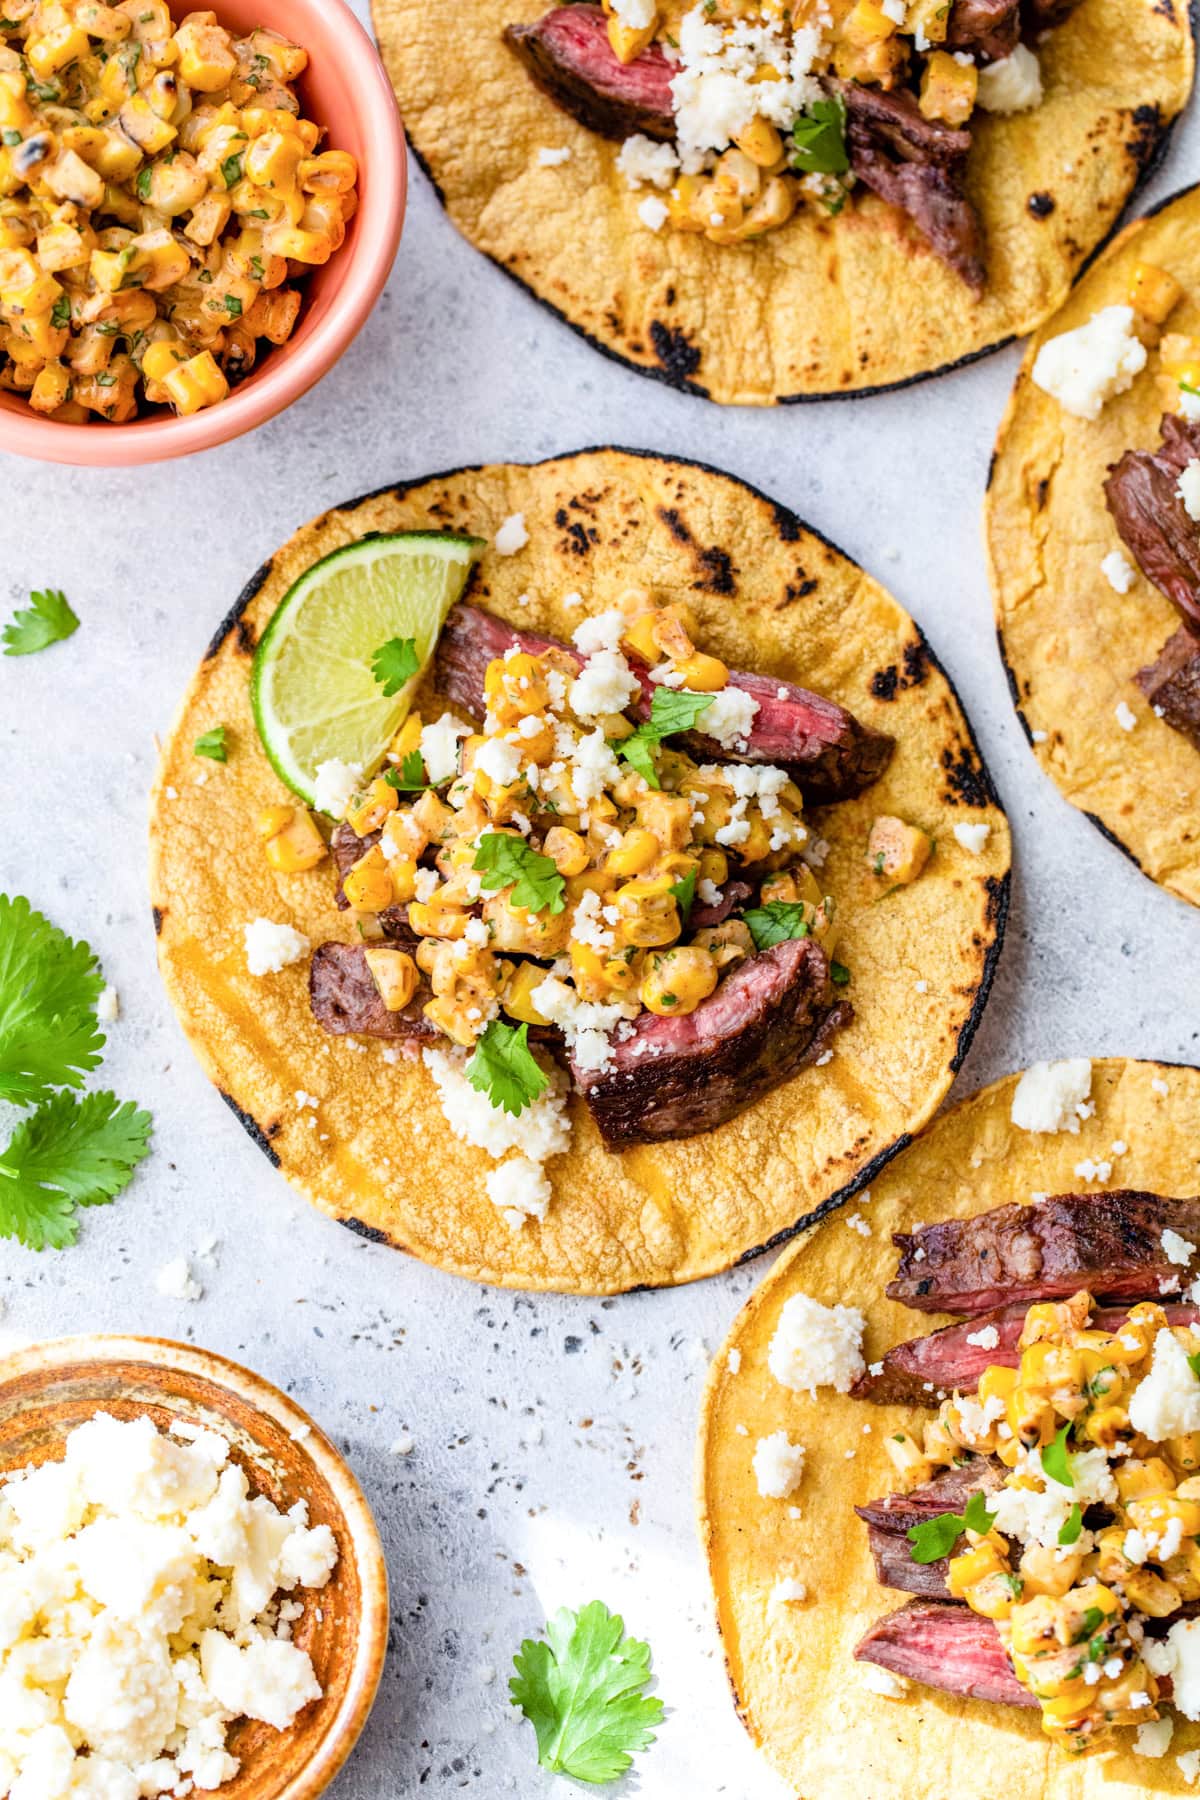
[1178,458,1200,521]
[419,713,471,785]
[96,986,120,1024]
[1129,1330,1200,1442]
[617,133,679,190]
[494,513,528,556]
[952,821,990,855]
[975,43,1041,112]
[1101,549,1136,594]
[860,1663,909,1699]
[312,758,362,821]
[1010,1058,1092,1133]
[767,1292,866,1396]
[0,1412,335,1797]
[485,1156,552,1229]
[670,7,823,160]
[422,1046,570,1162]
[243,918,310,978]
[752,1431,805,1499]
[1031,306,1147,420]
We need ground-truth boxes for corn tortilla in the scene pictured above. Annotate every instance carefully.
[699,1057,1200,1797]
[150,449,1009,1294]
[988,183,1200,910]
[371,0,1193,404]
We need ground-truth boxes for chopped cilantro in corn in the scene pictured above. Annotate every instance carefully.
[0,2,357,420]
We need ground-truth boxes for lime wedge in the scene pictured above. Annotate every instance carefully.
[251,531,483,805]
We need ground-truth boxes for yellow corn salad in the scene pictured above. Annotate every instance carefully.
[0,2,357,420]
[269,591,835,1055]
[887,1292,1200,1755]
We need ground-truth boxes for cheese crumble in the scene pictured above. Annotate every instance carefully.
[1010,1058,1092,1134]
[767,1292,865,1396]
[1031,306,1148,420]
[0,1413,336,1796]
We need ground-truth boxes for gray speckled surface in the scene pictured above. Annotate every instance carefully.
[1,8,1199,1791]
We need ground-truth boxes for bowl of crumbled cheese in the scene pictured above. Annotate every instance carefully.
[0,1334,388,1800]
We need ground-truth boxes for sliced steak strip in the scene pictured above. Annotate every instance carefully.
[946,0,1020,62]
[434,602,894,803]
[854,1300,1200,1404]
[857,1458,1006,1598]
[888,1191,1200,1316]
[330,822,421,948]
[1136,624,1200,753]
[1104,414,1200,635]
[1020,0,1083,31]
[837,81,985,293]
[855,1600,1035,1707]
[689,878,754,931]
[571,937,850,1146]
[309,941,436,1041]
[503,5,675,141]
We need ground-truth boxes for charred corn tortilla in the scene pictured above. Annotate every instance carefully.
[988,185,1200,910]
[371,0,1192,405]
[699,1057,1200,1798]
[150,449,1009,1294]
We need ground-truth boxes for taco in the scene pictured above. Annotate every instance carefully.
[700,1056,1200,1797]
[371,0,1192,404]
[988,184,1200,909]
[150,449,1008,1294]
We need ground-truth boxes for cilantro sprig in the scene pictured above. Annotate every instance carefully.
[3,588,79,656]
[371,636,420,698]
[510,1600,663,1784]
[474,834,565,915]
[906,1490,994,1565]
[790,96,849,176]
[742,901,810,951]
[193,725,228,762]
[0,896,152,1248]
[670,867,697,930]
[612,687,717,790]
[1058,1502,1084,1547]
[0,1091,152,1250]
[0,895,105,1105]
[1042,1421,1075,1489]
[383,750,429,792]
[465,1019,548,1118]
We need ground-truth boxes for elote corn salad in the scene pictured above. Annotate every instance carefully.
[259,591,834,1079]
[888,1291,1200,1755]
[597,0,1044,252]
[0,3,358,420]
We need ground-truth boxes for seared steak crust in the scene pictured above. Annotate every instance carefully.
[309,941,436,1041]
[1020,0,1083,30]
[434,602,894,803]
[888,1191,1200,1316]
[855,1600,1035,1707]
[857,1458,1006,1597]
[1105,414,1200,635]
[837,81,985,292]
[946,0,1020,61]
[854,1300,1200,1404]
[571,937,850,1146]
[1136,625,1200,753]
[503,5,675,141]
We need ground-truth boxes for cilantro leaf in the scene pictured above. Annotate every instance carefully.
[670,867,697,930]
[790,96,849,175]
[907,1490,994,1564]
[383,750,428,792]
[193,725,228,763]
[830,960,851,987]
[1189,1351,1200,1382]
[0,1090,152,1250]
[220,150,244,188]
[3,588,79,656]
[465,1020,549,1118]
[611,731,661,790]
[0,896,105,1105]
[645,687,716,736]
[510,1600,663,1784]
[473,834,565,915]
[1058,1502,1084,1547]
[742,902,810,951]
[1042,1421,1075,1489]
[371,637,420,698]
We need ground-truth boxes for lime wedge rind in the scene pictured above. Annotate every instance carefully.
[251,531,483,807]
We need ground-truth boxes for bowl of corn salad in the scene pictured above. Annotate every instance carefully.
[0,0,405,465]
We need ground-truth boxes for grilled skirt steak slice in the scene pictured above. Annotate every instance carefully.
[1136,624,1200,753]
[503,5,675,141]
[888,1191,1200,1316]
[946,0,1020,61]
[857,1458,1006,1598]
[434,602,894,803]
[1020,0,1083,30]
[855,1600,1035,1707]
[310,941,436,1041]
[837,82,985,293]
[854,1300,1200,1404]
[571,937,850,1146]
[689,878,754,930]
[1105,414,1200,634]
[330,822,421,947]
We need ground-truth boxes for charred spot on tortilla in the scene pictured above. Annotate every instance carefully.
[1125,100,1165,168]
[205,559,273,660]
[693,546,737,595]
[1027,191,1056,218]
[152,905,165,935]
[649,320,702,386]
[219,1090,281,1167]
[902,640,931,688]
[341,1216,393,1246]
[941,743,993,809]
[983,874,1007,928]
[871,667,900,701]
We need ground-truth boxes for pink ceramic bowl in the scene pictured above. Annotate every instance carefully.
[0,0,406,467]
